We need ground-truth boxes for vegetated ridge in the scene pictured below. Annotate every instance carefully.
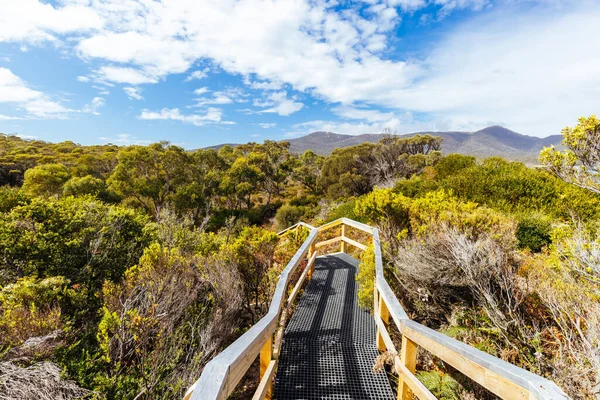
[208,125,563,162]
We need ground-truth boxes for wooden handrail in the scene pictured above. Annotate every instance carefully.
[185,219,569,400]
[370,225,568,400]
[185,225,318,400]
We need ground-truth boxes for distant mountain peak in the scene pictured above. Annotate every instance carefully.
[204,125,562,163]
[284,125,562,162]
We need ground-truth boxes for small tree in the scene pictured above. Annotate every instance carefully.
[540,115,600,193]
[231,226,279,322]
[21,164,70,198]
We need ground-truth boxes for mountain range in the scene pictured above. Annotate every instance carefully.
[208,126,563,162]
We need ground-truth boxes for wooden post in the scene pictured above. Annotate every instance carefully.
[374,286,379,316]
[341,224,347,253]
[376,293,389,352]
[308,242,316,280]
[398,335,417,400]
[260,335,273,399]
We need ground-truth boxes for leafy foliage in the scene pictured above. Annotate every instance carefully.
[0,119,599,399]
[516,214,552,252]
[356,244,375,309]
[540,114,600,193]
[22,163,70,198]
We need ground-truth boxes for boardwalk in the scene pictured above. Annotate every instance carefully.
[274,253,394,400]
[185,218,567,400]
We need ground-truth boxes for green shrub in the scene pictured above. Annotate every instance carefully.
[275,205,304,231]
[22,163,71,198]
[356,244,376,310]
[516,215,552,252]
[417,371,463,400]
[434,154,476,180]
[63,175,107,198]
[325,199,362,222]
[0,186,28,213]
[0,276,69,347]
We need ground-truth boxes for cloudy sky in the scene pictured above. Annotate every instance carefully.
[0,0,598,148]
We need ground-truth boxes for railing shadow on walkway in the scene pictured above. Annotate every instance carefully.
[184,218,569,400]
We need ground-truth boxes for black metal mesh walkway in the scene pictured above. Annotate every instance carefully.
[274,253,394,400]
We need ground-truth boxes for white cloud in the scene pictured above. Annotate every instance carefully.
[192,87,247,106]
[0,0,103,43]
[93,66,158,85]
[77,76,90,82]
[139,107,233,126]
[15,133,40,139]
[0,114,22,121]
[0,0,598,136]
[331,105,396,122]
[379,5,600,136]
[257,123,276,128]
[0,67,71,118]
[124,87,144,100]
[99,134,153,145]
[82,97,105,115]
[185,68,210,81]
[257,92,304,116]
[244,76,284,91]
[193,87,209,95]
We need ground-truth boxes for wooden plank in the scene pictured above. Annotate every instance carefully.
[227,322,277,394]
[273,310,288,359]
[317,218,344,232]
[401,322,530,400]
[277,222,317,236]
[340,217,374,234]
[374,314,396,353]
[260,335,272,378]
[341,224,347,253]
[315,236,342,249]
[373,286,379,319]
[308,241,316,279]
[183,383,195,400]
[288,252,317,307]
[396,363,436,400]
[398,335,417,400]
[252,360,277,400]
[377,296,390,352]
[342,236,368,251]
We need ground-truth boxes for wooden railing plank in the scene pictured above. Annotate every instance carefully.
[252,360,277,400]
[402,321,531,400]
[315,236,342,248]
[341,236,368,251]
[374,314,396,353]
[398,335,418,400]
[287,251,316,307]
[397,363,437,400]
[340,217,374,234]
[317,218,344,232]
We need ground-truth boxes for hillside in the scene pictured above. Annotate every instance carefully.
[286,126,563,161]
[207,126,562,162]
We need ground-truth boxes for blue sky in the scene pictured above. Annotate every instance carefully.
[0,0,599,149]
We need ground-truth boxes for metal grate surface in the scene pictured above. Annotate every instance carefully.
[274,253,394,400]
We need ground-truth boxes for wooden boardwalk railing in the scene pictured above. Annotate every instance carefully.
[184,218,569,400]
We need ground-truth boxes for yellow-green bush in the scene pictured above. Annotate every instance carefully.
[0,276,68,347]
[356,244,376,310]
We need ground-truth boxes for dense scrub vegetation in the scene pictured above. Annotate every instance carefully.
[0,116,598,399]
